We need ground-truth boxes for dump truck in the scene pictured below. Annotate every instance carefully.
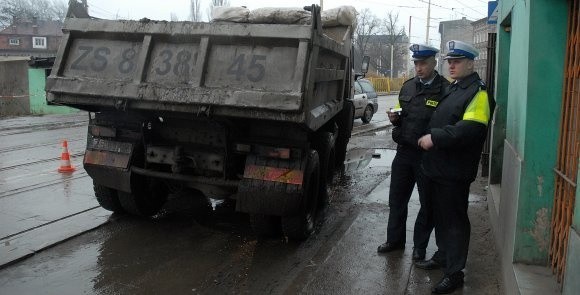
[46,5,366,239]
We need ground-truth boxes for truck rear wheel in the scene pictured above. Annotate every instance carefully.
[250,214,280,237]
[94,182,124,213]
[281,150,320,240]
[313,132,335,207]
[335,101,354,168]
[118,176,168,217]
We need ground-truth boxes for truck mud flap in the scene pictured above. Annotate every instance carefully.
[84,164,132,193]
[236,154,306,216]
[83,138,134,192]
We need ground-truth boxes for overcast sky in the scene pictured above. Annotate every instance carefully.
[86,0,490,47]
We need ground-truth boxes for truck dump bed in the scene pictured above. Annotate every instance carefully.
[46,12,352,130]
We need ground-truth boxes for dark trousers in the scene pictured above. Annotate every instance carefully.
[422,175,471,275]
[386,147,433,249]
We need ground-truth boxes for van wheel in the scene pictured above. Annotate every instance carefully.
[118,176,168,217]
[362,105,373,123]
[94,182,124,213]
[281,150,320,240]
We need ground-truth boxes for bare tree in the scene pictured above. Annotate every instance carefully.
[379,11,407,77]
[354,9,380,59]
[0,0,67,27]
[359,10,408,77]
[190,0,202,22]
[51,0,69,22]
[381,11,406,53]
[207,0,230,21]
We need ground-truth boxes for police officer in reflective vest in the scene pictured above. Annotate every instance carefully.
[416,40,494,294]
[377,44,449,261]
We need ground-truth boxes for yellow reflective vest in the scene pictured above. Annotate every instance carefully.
[421,72,495,183]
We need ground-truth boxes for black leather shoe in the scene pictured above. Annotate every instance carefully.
[432,272,464,294]
[377,242,404,253]
[415,258,443,270]
[412,248,426,260]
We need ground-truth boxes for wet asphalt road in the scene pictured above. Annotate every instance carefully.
[0,96,504,294]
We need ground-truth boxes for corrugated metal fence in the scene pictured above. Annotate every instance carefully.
[550,0,579,284]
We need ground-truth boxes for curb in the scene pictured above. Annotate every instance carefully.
[351,121,391,136]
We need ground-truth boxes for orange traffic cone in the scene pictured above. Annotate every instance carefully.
[58,140,75,173]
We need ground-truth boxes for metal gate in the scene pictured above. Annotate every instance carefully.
[550,0,579,283]
[481,32,497,177]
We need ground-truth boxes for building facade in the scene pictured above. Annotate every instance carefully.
[0,18,63,57]
[471,17,496,82]
[488,0,578,293]
[438,17,473,75]
[0,57,78,117]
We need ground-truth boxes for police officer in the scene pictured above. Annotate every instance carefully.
[416,40,494,294]
[377,44,449,261]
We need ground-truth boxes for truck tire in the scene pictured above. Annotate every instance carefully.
[94,182,124,213]
[281,150,320,240]
[361,105,373,124]
[118,176,168,217]
[335,101,354,167]
[313,132,335,207]
[250,214,280,237]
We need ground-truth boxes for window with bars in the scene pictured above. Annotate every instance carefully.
[550,0,579,284]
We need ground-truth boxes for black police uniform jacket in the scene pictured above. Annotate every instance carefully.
[392,72,450,149]
[421,72,494,183]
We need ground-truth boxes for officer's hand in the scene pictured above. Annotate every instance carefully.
[418,134,434,150]
[387,110,399,123]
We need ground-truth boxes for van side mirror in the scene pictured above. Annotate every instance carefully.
[361,56,370,74]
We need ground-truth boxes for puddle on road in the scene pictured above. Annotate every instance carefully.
[343,148,395,172]
[340,149,397,204]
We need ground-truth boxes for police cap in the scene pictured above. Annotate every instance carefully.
[444,40,479,60]
[409,43,439,61]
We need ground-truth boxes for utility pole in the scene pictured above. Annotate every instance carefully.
[409,16,412,41]
[320,0,323,10]
[425,0,431,44]
[390,44,394,79]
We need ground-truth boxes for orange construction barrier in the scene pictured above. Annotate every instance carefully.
[57,140,76,173]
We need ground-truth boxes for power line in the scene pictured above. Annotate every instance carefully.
[87,1,117,17]
[414,0,479,20]
[356,0,423,9]
[453,0,487,16]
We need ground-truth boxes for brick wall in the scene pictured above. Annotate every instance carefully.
[0,35,61,56]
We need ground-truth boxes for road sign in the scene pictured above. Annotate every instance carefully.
[488,1,498,24]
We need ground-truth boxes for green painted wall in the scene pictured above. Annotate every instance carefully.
[28,68,78,115]
[504,2,529,156]
[489,14,510,184]
[512,0,567,264]
[498,0,567,264]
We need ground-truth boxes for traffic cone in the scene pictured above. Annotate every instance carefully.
[58,140,75,173]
